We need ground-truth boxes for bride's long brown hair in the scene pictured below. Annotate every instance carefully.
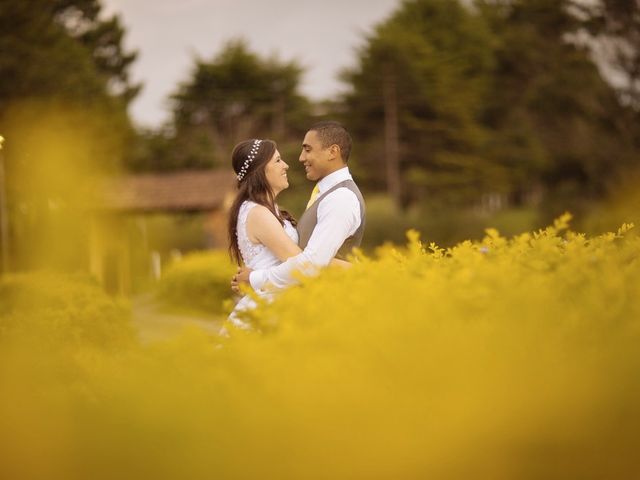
[227,139,296,266]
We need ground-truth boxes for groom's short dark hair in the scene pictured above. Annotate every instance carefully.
[309,121,352,161]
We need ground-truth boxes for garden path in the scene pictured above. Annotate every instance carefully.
[131,293,223,344]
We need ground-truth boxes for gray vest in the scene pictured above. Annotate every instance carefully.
[297,179,366,259]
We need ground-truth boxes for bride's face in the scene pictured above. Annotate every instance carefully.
[264,149,289,195]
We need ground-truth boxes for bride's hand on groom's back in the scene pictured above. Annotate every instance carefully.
[231,266,253,294]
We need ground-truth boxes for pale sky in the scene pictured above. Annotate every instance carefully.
[103,0,401,128]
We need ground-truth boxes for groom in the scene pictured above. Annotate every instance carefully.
[232,120,366,292]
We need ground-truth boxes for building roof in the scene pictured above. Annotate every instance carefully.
[92,169,237,213]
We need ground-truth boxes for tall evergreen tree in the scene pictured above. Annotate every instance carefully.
[342,0,638,211]
[163,39,310,170]
[477,0,637,207]
[342,0,499,209]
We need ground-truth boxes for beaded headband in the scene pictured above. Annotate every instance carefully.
[237,139,262,181]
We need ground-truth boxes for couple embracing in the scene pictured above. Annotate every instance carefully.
[227,121,366,329]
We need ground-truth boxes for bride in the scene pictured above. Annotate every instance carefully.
[226,138,346,330]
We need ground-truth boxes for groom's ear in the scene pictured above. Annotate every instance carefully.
[329,144,340,160]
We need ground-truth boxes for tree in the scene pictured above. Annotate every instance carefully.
[71,12,142,104]
[573,0,640,108]
[165,39,310,170]
[477,0,638,209]
[0,0,140,106]
[0,0,139,272]
[342,0,499,209]
[342,0,638,212]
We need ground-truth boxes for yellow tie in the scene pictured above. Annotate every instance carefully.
[305,184,320,210]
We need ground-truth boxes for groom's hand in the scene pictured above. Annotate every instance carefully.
[231,267,253,294]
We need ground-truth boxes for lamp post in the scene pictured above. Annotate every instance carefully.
[0,135,9,274]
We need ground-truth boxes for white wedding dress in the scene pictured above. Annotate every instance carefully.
[227,200,298,329]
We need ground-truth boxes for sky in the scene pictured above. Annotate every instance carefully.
[103,0,401,128]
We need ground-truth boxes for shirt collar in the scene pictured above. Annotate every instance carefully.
[316,166,352,194]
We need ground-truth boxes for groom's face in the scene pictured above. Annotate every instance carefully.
[299,130,332,181]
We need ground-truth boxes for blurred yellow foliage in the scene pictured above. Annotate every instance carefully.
[1,218,639,479]
[156,250,236,315]
[1,100,127,271]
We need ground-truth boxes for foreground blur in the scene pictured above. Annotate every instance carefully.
[1,215,639,479]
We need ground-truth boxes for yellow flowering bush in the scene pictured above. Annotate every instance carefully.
[0,272,134,350]
[1,215,639,479]
[155,250,236,315]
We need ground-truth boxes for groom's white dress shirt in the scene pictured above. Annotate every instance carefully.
[249,166,361,291]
